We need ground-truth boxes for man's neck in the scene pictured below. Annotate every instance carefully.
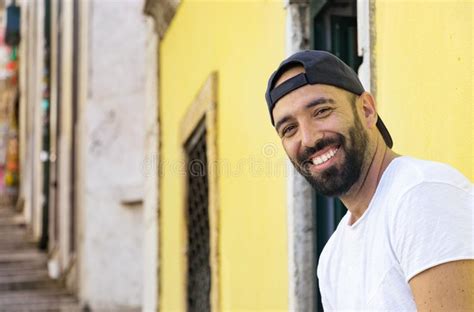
[341,142,399,226]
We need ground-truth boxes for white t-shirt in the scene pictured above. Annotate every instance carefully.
[317,156,474,311]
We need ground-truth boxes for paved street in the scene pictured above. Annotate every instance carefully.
[0,205,80,312]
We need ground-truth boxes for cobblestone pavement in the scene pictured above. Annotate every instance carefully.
[0,205,81,312]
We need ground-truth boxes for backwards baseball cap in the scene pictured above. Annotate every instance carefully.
[265,50,393,148]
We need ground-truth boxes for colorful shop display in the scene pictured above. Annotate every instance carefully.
[0,27,19,204]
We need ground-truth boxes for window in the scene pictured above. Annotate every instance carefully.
[180,73,219,312]
[185,121,211,312]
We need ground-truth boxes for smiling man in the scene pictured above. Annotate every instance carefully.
[265,50,474,311]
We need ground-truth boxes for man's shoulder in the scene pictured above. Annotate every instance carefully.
[387,158,474,283]
[387,156,472,193]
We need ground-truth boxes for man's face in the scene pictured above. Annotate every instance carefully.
[272,68,370,197]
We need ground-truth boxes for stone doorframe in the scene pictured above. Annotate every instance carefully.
[285,0,373,310]
[143,0,181,310]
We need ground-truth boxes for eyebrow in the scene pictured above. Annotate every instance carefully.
[275,97,335,133]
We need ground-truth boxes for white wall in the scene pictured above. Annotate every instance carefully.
[57,0,74,273]
[18,0,44,240]
[18,0,30,223]
[79,0,148,309]
[142,15,159,312]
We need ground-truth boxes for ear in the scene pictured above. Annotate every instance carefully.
[359,92,378,129]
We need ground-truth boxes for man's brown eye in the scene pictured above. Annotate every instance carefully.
[282,125,295,136]
[315,108,331,117]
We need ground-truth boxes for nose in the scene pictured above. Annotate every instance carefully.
[299,120,321,150]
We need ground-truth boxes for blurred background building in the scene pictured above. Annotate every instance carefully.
[1,0,158,310]
[0,0,471,311]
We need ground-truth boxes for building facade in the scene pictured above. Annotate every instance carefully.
[15,0,159,310]
[147,0,288,311]
[11,0,472,311]
[151,0,472,311]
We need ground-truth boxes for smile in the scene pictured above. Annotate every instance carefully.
[311,147,339,166]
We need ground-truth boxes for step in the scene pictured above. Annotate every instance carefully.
[0,241,38,254]
[0,212,16,218]
[0,295,77,305]
[0,286,79,311]
[0,236,37,245]
[0,265,48,279]
[0,224,27,232]
[0,208,80,311]
[0,242,38,252]
[0,273,58,291]
[0,231,28,241]
[0,228,27,236]
[0,258,48,272]
[0,266,49,278]
[0,292,77,306]
[0,213,25,223]
[0,234,32,249]
[0,287,70,298]
[0,261,48,274]
[0,226,26,233]
[0,238,30,246]
[0,250,47,264]
[0,301,81,312]
[0,270,49,284]
[0,219,25,227]
[0,206,14,211]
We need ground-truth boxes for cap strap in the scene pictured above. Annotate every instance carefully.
[269,73,308,105]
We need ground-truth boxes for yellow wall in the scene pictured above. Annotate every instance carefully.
[375,0,473,179]
[160,1,287,311]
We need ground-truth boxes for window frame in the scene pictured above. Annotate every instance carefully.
[180,72,220,311]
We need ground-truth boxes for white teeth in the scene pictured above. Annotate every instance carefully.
[311,148,338,166]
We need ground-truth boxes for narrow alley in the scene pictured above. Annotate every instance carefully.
[0,205,80,311]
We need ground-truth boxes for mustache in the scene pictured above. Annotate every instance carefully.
[297,136,344,166]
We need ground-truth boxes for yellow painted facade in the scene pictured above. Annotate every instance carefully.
[159,1,288,311]
[159,0,472,311]
[375,0,473,179]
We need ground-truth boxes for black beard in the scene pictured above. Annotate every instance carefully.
[291,117,368,197]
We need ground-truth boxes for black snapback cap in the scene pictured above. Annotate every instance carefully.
[265,50,393,148]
